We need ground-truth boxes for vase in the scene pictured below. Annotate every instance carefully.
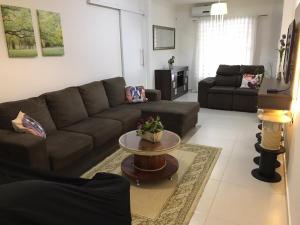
[169,64,174,70]
[141,131,163,143]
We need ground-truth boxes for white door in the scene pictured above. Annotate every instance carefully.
[120,10,147,87]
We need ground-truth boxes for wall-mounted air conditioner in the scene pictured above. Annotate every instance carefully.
[191,5,212,17]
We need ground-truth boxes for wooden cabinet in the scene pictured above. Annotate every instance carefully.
[155,66,188,100]
[258,78,292,110]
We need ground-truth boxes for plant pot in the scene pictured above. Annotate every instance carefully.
[141,131,163,143]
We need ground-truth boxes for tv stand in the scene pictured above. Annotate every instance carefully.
[155,66,188,100]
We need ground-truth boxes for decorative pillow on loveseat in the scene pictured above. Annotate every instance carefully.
[240,74,262,89]
[12,111,46,138]
[125,86,148,103]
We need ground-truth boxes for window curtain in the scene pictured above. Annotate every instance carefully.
[191,16,257,91]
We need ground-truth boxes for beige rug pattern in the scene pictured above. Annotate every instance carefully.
[83,144,221,225]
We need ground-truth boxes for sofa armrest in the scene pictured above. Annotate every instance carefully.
[198,77,216,107]
[199,77,216,88]
[0,129,50,170]
[145,89,161,101]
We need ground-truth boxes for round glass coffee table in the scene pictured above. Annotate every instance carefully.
[119,130,181,185]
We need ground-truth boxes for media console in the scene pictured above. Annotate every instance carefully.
[155,66,188,100]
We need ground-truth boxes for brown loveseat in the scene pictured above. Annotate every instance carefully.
[198,65,264,112]
[0,77,199,174]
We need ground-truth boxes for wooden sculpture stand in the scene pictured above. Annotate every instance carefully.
[252,110,291,183]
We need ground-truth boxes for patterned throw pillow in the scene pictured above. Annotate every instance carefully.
[12,111,46,138]
[240,74,262,89]
[125,86,148,103]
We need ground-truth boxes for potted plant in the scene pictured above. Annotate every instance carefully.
[137,116,164,143]
[276,34,287,81]
[168,56,175,69]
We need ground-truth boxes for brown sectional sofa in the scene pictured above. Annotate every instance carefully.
[0,77,199,174]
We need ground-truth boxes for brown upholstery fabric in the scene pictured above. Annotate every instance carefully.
[0,97,56,134]
[240,65,265,75]
[208,86,235,94]
[46,131,93,170]
[103,77,126,107]
[119,101,199,136]
[215,76,238,87]
[233,95,258,112]
[78,81,110,116]
[145,89,161,101]
[198,77,216,108]
[45,88,88,129]
[94,107,141,132]
[234,88,258,96]
[0,129,49,170]
[63,118,122,147]
[208,93,233,110]
[217,65,241,76]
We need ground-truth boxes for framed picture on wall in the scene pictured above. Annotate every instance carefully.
[1,5,38,57]
[37,10,64,56]
[153,25,175,50]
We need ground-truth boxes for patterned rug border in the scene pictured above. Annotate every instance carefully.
[82,143,221,225]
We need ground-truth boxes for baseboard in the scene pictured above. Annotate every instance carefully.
[283,153,292,225]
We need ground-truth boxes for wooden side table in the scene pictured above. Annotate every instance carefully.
[119,130,181,185]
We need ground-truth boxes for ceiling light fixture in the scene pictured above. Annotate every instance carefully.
[211,1,228,24]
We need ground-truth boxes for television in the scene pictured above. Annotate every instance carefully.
[283,20,296,84]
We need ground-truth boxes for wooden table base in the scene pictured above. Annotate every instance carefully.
[121,154,179,185]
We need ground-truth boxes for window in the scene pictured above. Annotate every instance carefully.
[191,16,257,89]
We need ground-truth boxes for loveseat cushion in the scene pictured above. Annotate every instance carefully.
[208,86,235,94]
[240,65,264,75]
[94,108,141,132]
[103,77,126,107]
[217,65,241,76]
[63,118,122,147]
[234,88,258,96]
[45,88,88,129]
[78,81,110,116]
[0,97,56,134]
[46,131,93,170]
[215,75,238,87]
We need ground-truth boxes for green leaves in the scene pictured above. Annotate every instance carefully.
[1,5,37,57]
[137,116,164,134]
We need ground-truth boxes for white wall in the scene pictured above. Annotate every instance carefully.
[147,0,177,88]
[175,0,283,81]
[0,0,122,103]
[282,0,300,224]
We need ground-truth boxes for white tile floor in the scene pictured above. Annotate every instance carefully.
[176,92,288,225]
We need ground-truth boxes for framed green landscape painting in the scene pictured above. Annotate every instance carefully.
[37,10,64,56]
[1,5,37,58]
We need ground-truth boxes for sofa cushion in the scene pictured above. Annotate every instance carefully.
[103,77,126,107]
[78,81,110,116]
[215,75,238,87]
[217,65,241,76]
[94,108,141,132]
[46,131,93,170]
[208,86,235,94]
[45,88,88,129]
[240,65,264,75]
[63,118,122,147]
[0,97,56,134]
[119,101,199,136]
[234,88,258,96]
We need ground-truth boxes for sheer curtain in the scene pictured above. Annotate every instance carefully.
[191,16,257,91]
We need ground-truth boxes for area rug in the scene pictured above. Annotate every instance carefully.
[82,144,221,225]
